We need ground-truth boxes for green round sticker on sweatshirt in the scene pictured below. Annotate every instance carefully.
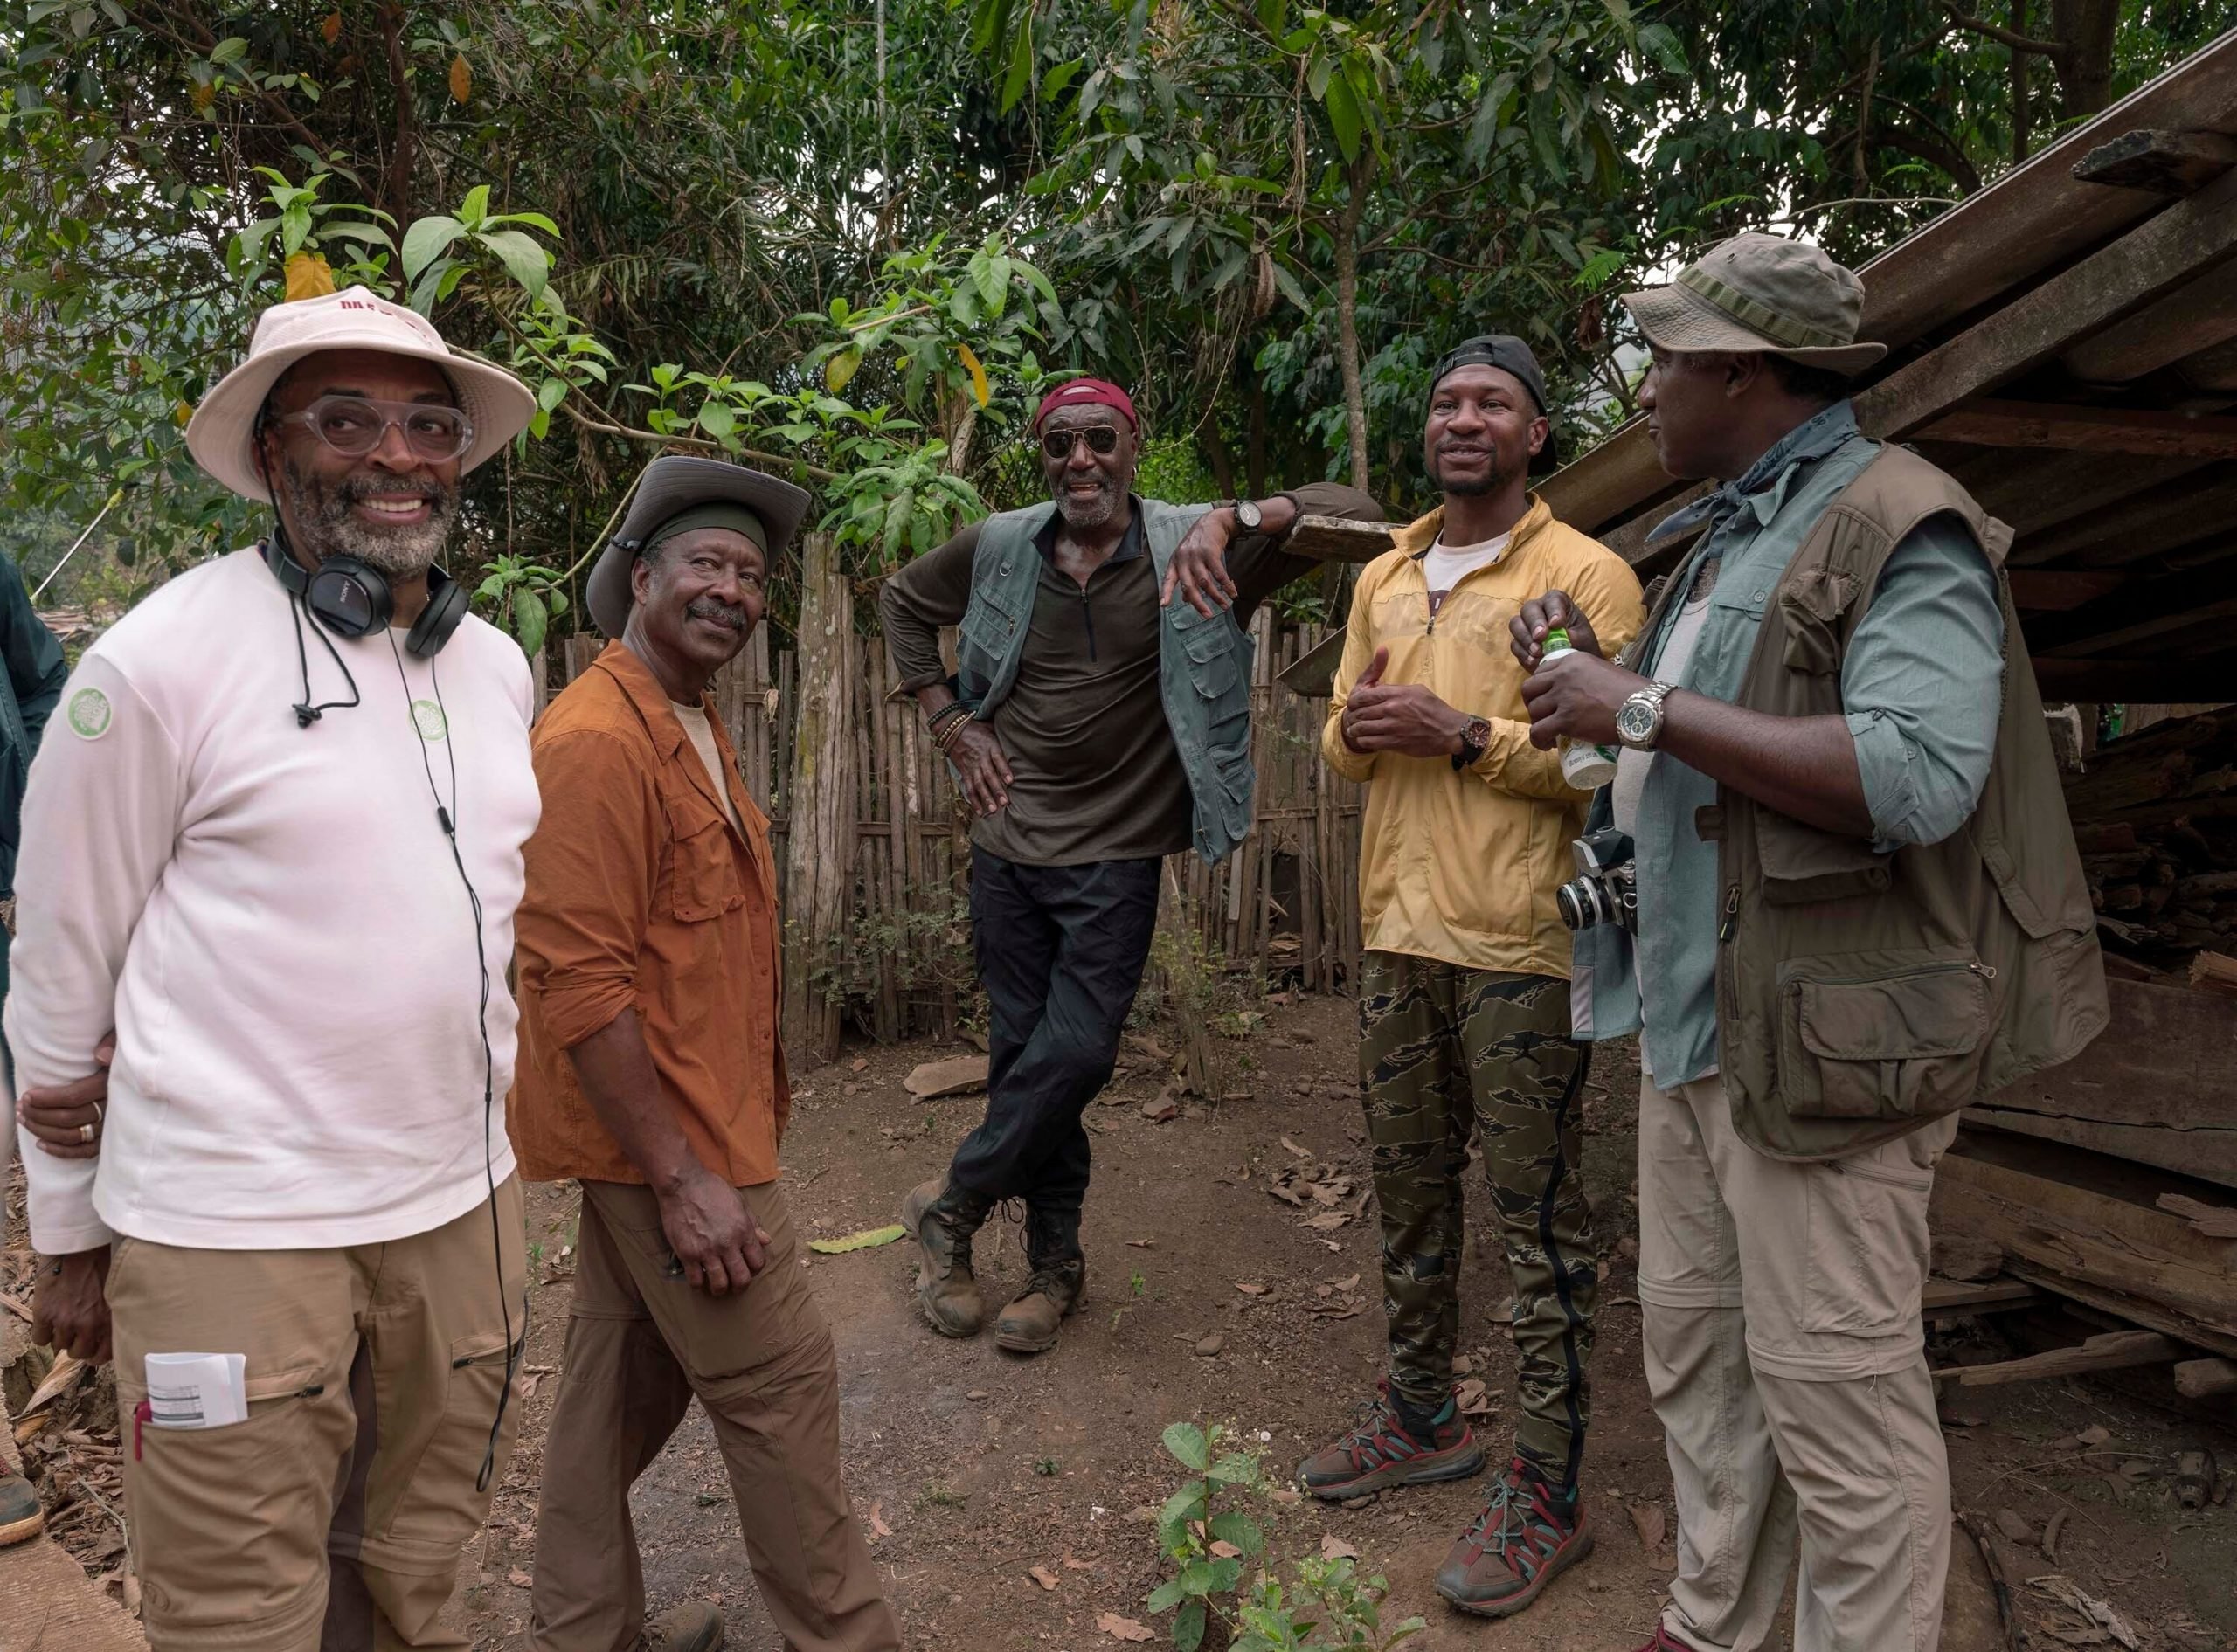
[411,699,448,743]
[67,686,112,739]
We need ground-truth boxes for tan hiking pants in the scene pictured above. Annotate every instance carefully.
[108,1179,528,1652]
[1637,1073,1956,1652]
[528,1179,900,1652]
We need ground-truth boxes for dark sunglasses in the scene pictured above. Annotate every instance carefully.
[272,395,474,462]
[1040,426,1123,460]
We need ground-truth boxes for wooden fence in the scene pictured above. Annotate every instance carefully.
[541,536,1367,1061]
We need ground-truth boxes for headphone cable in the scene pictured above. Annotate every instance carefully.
[387,632,523,1495]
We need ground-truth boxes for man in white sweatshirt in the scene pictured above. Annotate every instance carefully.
[7,288,541,1651]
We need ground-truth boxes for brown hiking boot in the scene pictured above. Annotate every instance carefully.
[0,1470,44,1547]
[901,1178,992,1337]
[641,1601,723,1650]
[995,1206,1086,1354]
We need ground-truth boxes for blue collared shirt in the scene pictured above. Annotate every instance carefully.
[1593,401,2005,1088]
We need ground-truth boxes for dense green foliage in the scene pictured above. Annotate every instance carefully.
[1,0,2220,639]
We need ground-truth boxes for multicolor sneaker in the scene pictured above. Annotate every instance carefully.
[0,1469,45,1547]
[1434,1458,1594,1618]
[1297,1381,1485,1502]
[1630,1629,1696,1651]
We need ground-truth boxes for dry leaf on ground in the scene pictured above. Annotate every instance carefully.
[1319,1536,1361,1561]
[868,1501,892,1538]
[1098,1614,1155,1643]
[1028,1565,1060,1591]
[508,1568,533,1588]
[1628,1503,1667,1552]
[807,1225,906,1255]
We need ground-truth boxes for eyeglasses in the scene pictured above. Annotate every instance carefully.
[271,396,475,463]
[1040,425,1122,460]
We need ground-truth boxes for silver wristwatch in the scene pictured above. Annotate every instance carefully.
[1615,681,1674,750]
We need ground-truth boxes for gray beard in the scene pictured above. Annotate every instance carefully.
[283,454,455,578]
[1055,479,1121,529]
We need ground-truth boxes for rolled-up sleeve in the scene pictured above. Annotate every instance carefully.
[1842,518,2005,848]
[1230,481,1384,619]
[877,522,982,695]
[515,728,660,1048]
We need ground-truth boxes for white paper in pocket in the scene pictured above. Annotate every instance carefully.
[144,1351,249,1429]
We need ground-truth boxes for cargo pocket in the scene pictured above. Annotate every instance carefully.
[1776,950,1993,1120]
[1801,1144,1936,1335]
[1755,807,1894,905]
[1180,612,1251,750]
[379,1330,518,1546]
[122,1362,336,1631]
[1208,737,1254,841]
[1776,567,1858,676]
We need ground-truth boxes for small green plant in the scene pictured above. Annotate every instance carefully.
[1132,1271,1149,1298]
[1230,1558,1425,1651]
[919,1481,968,1508]
[1034,1456,1060,1477]
[1149,1421,1265,1651]
[474,554,571,655]
[1146,1422,1428,1652]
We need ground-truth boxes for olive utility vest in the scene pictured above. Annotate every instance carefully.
[1679,445,2109,1160]
[953,500,1256,866]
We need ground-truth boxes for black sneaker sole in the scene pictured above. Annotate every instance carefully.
[1302,1441,1487,1503]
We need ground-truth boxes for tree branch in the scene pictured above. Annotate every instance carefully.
[1940,3,2065,57]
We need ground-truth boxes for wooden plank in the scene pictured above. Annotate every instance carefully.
[1856,162,2237,443]
[1284,515,1396,563]
[1930,1130,2237,1352]
[2173,1355,2237,1397]
[1971,974,2237,1136]
[2009,569,2128,611]
[2072,128,2237,193]
[1916,398,2237,460]
[2067,267,2237,382]
[779,533,855,1067]
[2192,950,2237,998]
[1933,1329,2181,1386]
[2030,554,2237,654]
[1278,625,1347,699]
[2030,658,2237,702]
[1924,1276,2040,1312]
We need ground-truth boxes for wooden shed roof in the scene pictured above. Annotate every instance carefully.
[1541,28,2237,705]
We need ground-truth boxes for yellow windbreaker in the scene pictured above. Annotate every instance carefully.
[1322,495,1645,978]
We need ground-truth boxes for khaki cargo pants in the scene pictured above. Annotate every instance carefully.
[1638,1071,1958,1652]
[1358,951,1597,1492]
[529,1179,900,1652]
[109,1179,528,1652]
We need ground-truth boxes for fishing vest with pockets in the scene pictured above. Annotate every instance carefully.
[953,499,1257,866]
[1679,444,2109,1161]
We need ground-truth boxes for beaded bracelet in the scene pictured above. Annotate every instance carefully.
[926,703,969,744]
[932,710,973,755]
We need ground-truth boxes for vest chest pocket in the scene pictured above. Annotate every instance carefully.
[1776,950,1992,1120]
[959,588,1024,660]
[1776,566,1860,677]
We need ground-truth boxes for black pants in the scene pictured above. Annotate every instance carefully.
[946,848,1162,1214]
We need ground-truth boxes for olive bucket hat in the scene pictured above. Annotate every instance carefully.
[1621,232,1888,377]
[586,455,812,638]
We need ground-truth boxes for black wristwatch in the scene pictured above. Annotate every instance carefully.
[1231,498,1264,532]
[1452,715,1492,771]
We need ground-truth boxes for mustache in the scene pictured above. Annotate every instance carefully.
[338,475,444,504]
[687,597,748,629]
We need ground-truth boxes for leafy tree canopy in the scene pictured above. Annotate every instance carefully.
[0,0,2217,641]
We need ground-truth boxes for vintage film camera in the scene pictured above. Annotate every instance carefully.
[1555,826,1638,934]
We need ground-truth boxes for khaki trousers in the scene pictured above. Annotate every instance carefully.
[529,1180,900,1652]
[108,1179,528,1652]
[1637,1073,1956,1652]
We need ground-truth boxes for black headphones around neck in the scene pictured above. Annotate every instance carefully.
[260,536,468,658]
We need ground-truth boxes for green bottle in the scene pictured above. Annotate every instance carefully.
[1540,627,1618,789]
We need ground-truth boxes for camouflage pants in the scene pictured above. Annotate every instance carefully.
[1359,950,1596,1492]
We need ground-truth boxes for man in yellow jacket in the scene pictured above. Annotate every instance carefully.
[1300,336,1645,1621]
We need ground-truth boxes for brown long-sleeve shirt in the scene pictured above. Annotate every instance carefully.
[878,485,1381,866]
[509,639,789,1187]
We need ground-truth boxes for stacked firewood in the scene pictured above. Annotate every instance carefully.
[2066,706,2237,966]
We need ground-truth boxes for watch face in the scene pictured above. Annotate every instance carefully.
[1617,699,1659,744]
[1234,500,1263,530]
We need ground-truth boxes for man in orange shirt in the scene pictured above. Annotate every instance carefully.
[511,456,900,1652]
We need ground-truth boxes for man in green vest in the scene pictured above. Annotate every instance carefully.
[880,377,1377,1355]
[1513,233,2104,1652]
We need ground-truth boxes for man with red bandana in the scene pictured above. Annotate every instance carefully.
[880,378,1378,1354]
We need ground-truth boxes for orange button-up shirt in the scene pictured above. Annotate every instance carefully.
[509,640,789,1187]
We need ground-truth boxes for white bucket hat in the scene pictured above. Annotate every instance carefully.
[185,287,537,502]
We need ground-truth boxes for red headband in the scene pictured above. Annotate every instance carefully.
[1032,377,1139,433]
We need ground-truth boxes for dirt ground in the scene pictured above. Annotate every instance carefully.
[8,989,2235,1650]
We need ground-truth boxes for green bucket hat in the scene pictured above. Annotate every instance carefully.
[1621,232,1887,377]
